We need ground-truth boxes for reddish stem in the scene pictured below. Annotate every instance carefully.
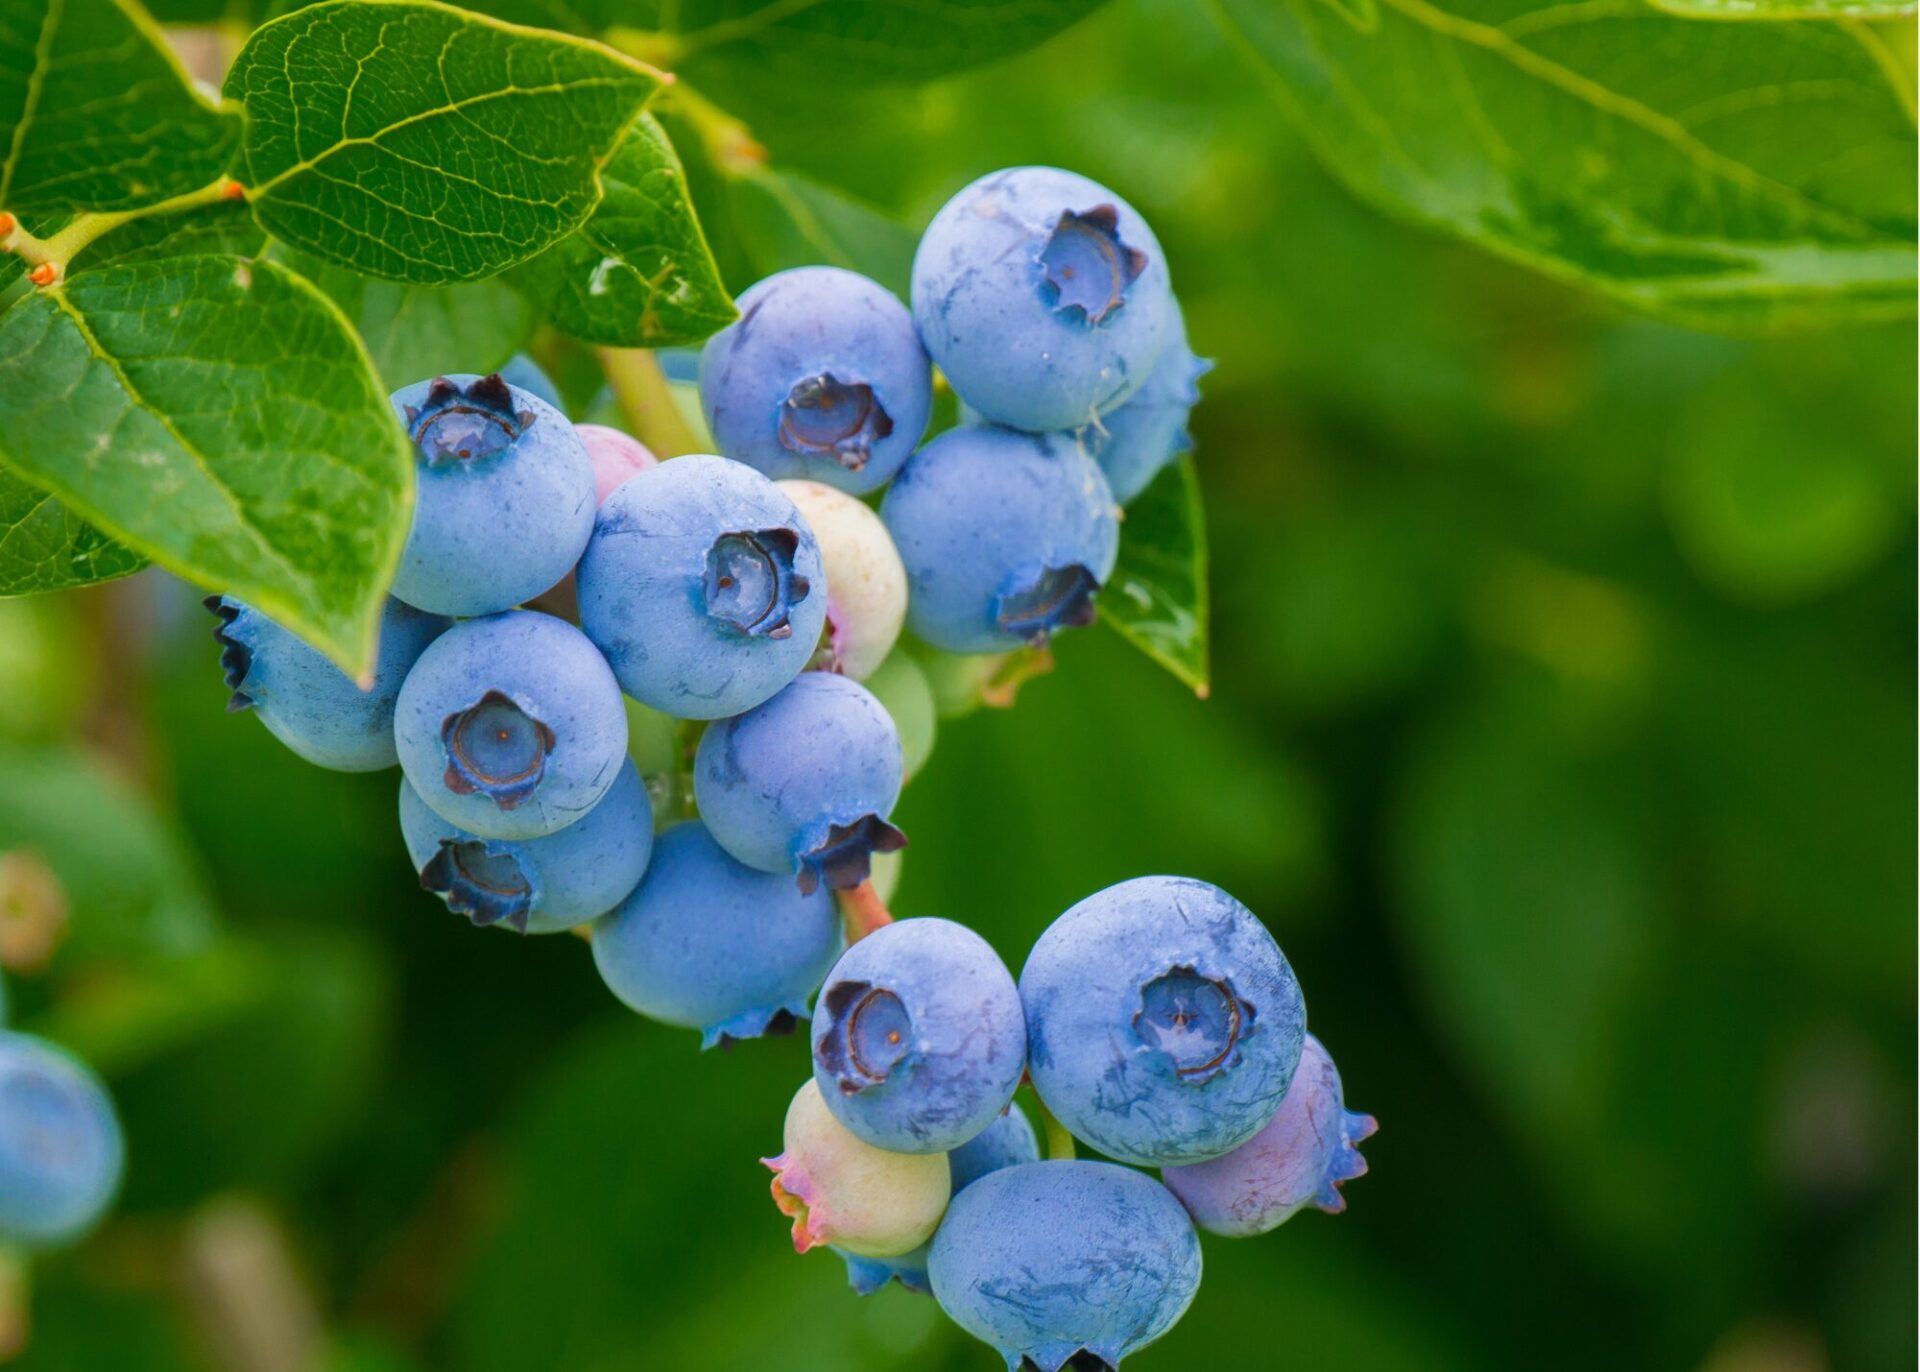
[835,882,894,944]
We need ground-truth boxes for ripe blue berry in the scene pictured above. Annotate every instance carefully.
[398,759,652,935]
[389,373,595,616]
[881,424,1119,653]
[1080,300,1210,505]
[776,480,908,681]
[763,1078,949,1258]
[1020,876,1306,1166]
[1161,1033,1376,1235]
[591,821,842,1048]
[575,455,827,719]
[499,352,565,413]
[838,1102,1040,1296]
[700,267,930,494]
[394,611,627,840]
[694,672,906,894]
[912,167,1172,433]
[205,595,448,771]
[0,1031,124,1248]
[810,917,1025,1154]
[929,1160,1201,1372]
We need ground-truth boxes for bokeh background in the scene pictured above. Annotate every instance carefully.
[2,2,1914,1369]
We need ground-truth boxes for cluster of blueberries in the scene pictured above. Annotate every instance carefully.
[1,164,1376,1366]
[0,976,126,1254]
[764,879,1374,1370]
[203,164,1211,1047]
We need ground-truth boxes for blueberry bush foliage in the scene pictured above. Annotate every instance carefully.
[0,0,1913,1369]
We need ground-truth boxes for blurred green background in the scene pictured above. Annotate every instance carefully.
[2,2,1914,1369]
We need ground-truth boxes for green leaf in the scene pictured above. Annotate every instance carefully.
[0,467,145,594]
[0,254,412,675]
[279,248,538,388]
[1213,0,1917,331]
[1099,454,1210,695]
[611,0,1113,86]
[74,197,268,273]
[512,115,735,347]
[0,0,239,213]
[225,0,662,284]
[726,166,919,299]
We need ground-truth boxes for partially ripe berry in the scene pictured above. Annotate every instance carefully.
[929,1160,1200,1372]
[701,267,930,494]
[394,611,627,840]
[389,374,595,616]
[398,760,652,934]
[762,1079,948,1258]
[1020,876,1306,1166]
[1161,1033,1376,1235]
[576,455,826,719]
[694,673,905,894]
[862,651,936,779]
[882,425,1118,654]
[575,423,657,504]
[838,1102,1040,1295]
[913,167,1172,432]
[0,1031,124,1248]
[1078,299,1210,506]
[775,480,906,680]
[591,822,842,1048]
[811,918,1025,1154]
[206,595,448,771]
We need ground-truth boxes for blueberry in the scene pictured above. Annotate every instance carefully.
[762,1079,949,1259]
[913,167,1172,433]
[398,759,652,935]
[775,480,907,681]
[499,352,565,413]
[700,267,930,494]
[881,424,1118,653]
[575,423,657,504]
[1020,876,1306,1166]
[1078,299,1210,506]
[394,611,627,840]
[1161,1033,1376,1235]
[694,672,906,894]
[929,1160,1201,1372]
[205,595,448,771]
[389,373,595,616]
[0,1031,123,1248]
[837,1102,1041,1296]
[575,455,827,719]
[591,821,842,1048]
[810,917,1025,1154]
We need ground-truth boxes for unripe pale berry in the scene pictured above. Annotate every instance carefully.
[775,479,907,681]
[762,1079,949,1258]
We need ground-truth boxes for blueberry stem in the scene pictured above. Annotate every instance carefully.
[0,1244,30,1360]
[596,348,706,457]
[0,177,242,286]
[835,881,894,944]
[979,645,1056,710]
[1026,1090,1077,1162]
